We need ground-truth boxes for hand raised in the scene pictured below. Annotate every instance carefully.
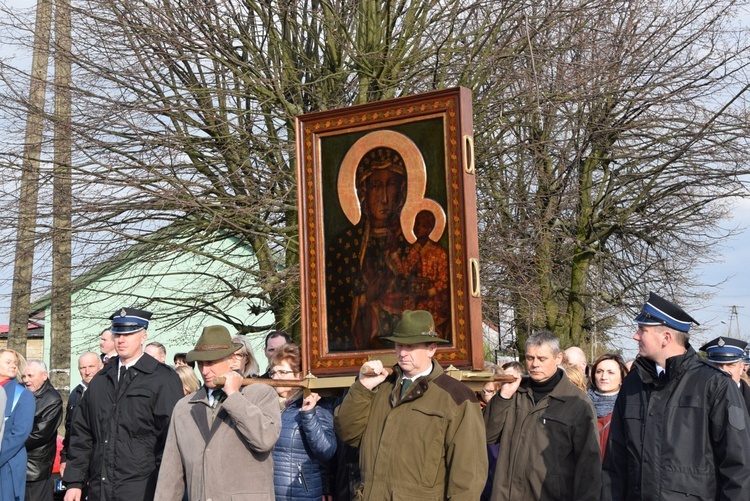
[359,361,389,391]
[499,374,522,399]
[221,370,242,396]
[302,392,321,411]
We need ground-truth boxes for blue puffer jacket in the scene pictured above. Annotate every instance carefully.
[273,394,337,500]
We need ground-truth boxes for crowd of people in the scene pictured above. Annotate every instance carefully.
[3,292,750,500]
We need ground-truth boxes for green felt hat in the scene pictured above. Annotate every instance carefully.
[187,325,242,362]
[382,310,450,345]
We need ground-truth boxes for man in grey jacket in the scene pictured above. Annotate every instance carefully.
[154,325,281,500]
[484,330,601,501]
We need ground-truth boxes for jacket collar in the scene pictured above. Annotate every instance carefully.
[189,386,227,442]
[389,359,443,406]
[189,385,211,406]
[518,368,578,401]
[32,378,53,397]
[4,378,24,417]
[635,345,696,385]
[102,352,160,394]
[104,352,159,378]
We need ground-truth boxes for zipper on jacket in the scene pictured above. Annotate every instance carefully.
[297,463,309,492]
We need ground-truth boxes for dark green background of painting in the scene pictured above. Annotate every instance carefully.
[320,117,449,249]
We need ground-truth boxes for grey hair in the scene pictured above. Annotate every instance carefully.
[232,335,261,377]
[525,330,561,356]
[26,359,48,372]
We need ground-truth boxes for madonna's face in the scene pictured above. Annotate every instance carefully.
[365,169,404,227]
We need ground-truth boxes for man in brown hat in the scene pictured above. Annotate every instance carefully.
[334,310,487,500]
[154,325,281,500]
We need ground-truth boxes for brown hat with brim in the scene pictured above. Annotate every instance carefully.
[381,310,451,345]
[187,325,242,362]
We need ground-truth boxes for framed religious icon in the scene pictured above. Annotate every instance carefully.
[295,87,483,376]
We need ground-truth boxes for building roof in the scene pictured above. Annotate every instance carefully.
[0,322,45,339]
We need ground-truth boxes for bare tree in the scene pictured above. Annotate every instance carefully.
[1,0,506,337]
[0,0,747,358]
[474,0,750,351]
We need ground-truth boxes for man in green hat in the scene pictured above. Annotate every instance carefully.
[335,310,487,500]
[154,325,281,500]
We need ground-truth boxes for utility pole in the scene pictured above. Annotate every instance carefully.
[50,0,73,394]
[725,305,743,340]
[8,0,54,356]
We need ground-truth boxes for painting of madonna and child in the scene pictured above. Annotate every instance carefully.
[325,144,451,351]
[296,87,482,373]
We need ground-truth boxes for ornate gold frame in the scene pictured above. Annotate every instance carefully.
[295,87,482,376]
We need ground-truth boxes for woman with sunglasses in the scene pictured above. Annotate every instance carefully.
[588,353,629,461]
[269,343,337,500]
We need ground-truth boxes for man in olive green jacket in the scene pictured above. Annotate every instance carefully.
[484,330,601,500]
[335,310,487,500]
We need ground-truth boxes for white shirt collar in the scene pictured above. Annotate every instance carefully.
[401,364,433,382]
[118,354,144,372]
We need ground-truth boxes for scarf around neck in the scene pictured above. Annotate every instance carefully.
[588,388,618,417]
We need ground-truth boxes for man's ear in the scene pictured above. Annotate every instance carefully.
[427,343,438,356]
[662,329,673,347]
[554,352,564,366]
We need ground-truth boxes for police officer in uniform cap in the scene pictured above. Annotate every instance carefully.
[62,307,183,501]
[602,292,750,500]
[700,336,750,415]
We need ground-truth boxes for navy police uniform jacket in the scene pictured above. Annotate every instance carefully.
[602,346,750,500]
[63,354,183,501]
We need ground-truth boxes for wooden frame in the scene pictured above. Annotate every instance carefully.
[296,87,482,376]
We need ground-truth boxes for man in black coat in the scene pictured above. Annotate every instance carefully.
[62,308,183,501]
[699,336,750,416]
[22,359,63,501]
[59,352,102,482]
[602,292,750,500]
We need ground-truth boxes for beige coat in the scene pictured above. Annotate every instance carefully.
[155,383,281,501]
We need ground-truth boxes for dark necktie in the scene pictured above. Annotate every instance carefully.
[400,379,413,398]
[212,389,226,407]
[209,389,226,426]
[117,366,129,391]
